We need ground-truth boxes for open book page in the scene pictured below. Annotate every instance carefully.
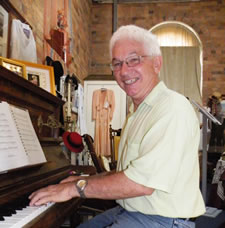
[10,103,47,165]
[0,102,29,171]
[0,102,46,172]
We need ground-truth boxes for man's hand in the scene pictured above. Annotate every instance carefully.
[60,175,80,184]
[29,182,77,206]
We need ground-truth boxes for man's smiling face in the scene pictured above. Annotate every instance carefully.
[112,39,160,107]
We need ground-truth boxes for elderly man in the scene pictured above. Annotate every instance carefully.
[29,25,205,228]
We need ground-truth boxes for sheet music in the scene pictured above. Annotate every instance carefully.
[0,102,46,172]
[0,102,28,171]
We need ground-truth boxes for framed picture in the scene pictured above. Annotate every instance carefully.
[0,5,9,57]
[0,57,26,78]
[15,60,56,96]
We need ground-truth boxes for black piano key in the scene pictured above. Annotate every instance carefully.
[0,195,30,218]
[0,207,14,216]
[6,206,16,214]
[0,212,12,216]
[13,195,30,210]
[0,216,4,221]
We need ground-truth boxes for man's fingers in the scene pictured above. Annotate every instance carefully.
[29,182,75,206]
[30,194,53,206]
[29,186,49,199]
[29,185,55,206]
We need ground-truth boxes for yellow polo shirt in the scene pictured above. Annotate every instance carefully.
[116,81,205,218]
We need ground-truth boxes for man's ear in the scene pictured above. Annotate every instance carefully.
[153,56,162,74]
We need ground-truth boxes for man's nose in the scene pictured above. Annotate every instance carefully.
[120,61,129,75]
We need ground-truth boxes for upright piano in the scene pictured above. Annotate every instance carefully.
[0,66,95,228]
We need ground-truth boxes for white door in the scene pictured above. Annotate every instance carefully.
[84,80,127,139]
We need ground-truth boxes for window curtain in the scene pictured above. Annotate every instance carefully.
[160,46,202,105]
[154,25,199,47]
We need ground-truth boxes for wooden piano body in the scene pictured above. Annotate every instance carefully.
[0,66,95,227]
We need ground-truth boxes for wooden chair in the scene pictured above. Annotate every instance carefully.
[109,125,122,169]
[83,134,107,173]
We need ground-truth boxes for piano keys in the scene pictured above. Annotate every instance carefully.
[0,201,55,228]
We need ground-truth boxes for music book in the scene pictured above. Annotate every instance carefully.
[0,101,47,173]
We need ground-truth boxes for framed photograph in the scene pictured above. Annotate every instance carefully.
[0,5,9,57]
[15,60,56,96]
[0,57,26,78]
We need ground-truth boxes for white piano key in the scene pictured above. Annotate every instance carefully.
[5,214,26,219]
[16,207,37,213]
[0,225,13,228]
[14,211,31,216]
[2,217,21,223]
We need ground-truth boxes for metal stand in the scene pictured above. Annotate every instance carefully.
[191,100,222,203]
[202,114,208,202]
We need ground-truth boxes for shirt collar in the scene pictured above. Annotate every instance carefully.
[129,81,167,114]
[143,81,167,106]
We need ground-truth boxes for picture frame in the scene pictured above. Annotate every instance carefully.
[14,60,56,96]
[0,5,9,57]
[0,57,27,78]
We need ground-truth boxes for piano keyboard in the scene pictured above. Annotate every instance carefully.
[0,202,54,228]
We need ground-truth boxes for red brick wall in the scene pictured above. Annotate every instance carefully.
[90,0,225,104]
[6,0,225,104]
[9,0,92,82]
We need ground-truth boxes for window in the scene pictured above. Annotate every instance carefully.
[150,21,203,102]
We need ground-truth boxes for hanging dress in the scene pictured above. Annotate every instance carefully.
[92,89,115,156]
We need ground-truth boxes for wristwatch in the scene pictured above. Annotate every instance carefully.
[75,179,88,198]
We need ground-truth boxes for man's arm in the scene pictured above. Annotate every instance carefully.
[29,171,154,206]
[82,171,154,199]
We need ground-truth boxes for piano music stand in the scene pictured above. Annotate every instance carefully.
[191,100,222,203]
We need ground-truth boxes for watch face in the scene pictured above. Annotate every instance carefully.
[77,179,86,188]
[76,179,87,198]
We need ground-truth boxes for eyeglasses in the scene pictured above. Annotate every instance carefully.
[110,55,151,72]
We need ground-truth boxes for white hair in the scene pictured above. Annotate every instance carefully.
[109,25,161,60]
